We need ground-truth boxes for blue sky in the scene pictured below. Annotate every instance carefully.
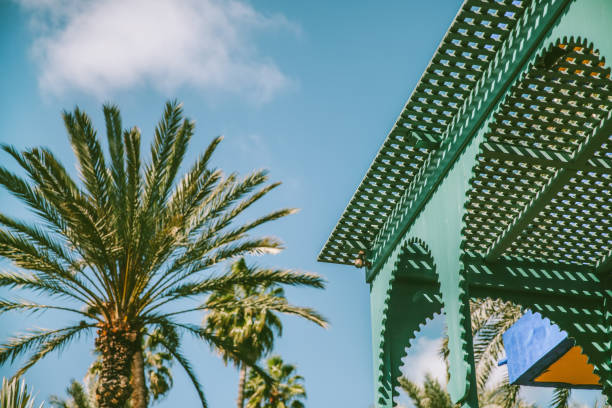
[0,1,604,407]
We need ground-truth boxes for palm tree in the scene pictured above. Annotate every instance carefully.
[549,388,571,408]
[0,101,324,408]
[141,330,174,404]
[398,374,454,408]
[50,380,93,408]
[0,378,43,408]
[398,373,537,408]
[84,328,175,406]
[244,356,306,408]
[203,258,327,408]
[548,389,611,408]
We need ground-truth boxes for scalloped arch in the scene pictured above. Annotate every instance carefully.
[374,238,444,405]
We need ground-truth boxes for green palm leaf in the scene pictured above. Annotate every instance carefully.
[0,378,43,408]
[0,101,325,408]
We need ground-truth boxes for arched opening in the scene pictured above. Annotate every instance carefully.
[376,239,444,406]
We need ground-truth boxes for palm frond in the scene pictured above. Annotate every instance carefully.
[173,322,273,385]
[0,213,77,270]
[0,271,100,306]
[63,108,112,214]
[0,324,93,373]
[0,298,95,319]
[166,267,325,298]
[399,377,426,408]
[143,100,184,212]
[487,378,522,408]
[50,379,93,408]
[123,126,142,238]
[0,377,43,408]
[103,103,126,206]
[205,297,328,328]
[0,159,67,234]
[550,387,571,408]
[147,322,208,408]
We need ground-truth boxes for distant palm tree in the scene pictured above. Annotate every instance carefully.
[549,388,571,408]
[0,378,43,408]
[50,335,172,408]
[50,380,93,408]
[0,101,323,408]
[141,330,174,403]
[398,374,453,408]
[398,373,537,408]
[204,258,327,408]
[244,356,306,408]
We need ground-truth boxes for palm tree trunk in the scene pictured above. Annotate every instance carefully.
[130,347,149,408]
[94,322,139,408]
[237,364,247,408]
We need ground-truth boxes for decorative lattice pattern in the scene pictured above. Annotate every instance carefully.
[319,0,531,265]
[463,38,612,266]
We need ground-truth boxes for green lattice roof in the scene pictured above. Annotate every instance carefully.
[463,39,612,266]
[319,0,532,265]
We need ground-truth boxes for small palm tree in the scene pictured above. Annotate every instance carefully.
[398,374,453,408]
[204,258,326,408]
[549,388,571,408]
[50,380,93,408]
[548,389,611,408]
[141,330,174,404]
[398,373,537,408]
[244,356,306,408]
[0,378,43,408]
[0,101,323,408]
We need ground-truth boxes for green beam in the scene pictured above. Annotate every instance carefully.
[463,253,604,302]
[596,248,612,275]
[485,112,612,261]
[391,126,442,150]
[480,141,612,172]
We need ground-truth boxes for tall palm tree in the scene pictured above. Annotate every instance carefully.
[84,328,175,406]
[0,101,324,408]
[0,378,43,408]
[203,258,327,408]
[244,356,306,408]
[51,333,174,408]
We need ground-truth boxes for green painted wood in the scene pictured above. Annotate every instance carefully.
[320,0,612,407]
[367,0,573,280]
[484,111,612,261]
[318,0,543,267]
[370,240,442,407]
[368,111,491,405]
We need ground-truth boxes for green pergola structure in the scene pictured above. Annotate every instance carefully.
[318,0,612,407]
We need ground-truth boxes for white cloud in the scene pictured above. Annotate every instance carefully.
[401,336,447,386]
[397,337,447,408]
[17,0,296,102]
